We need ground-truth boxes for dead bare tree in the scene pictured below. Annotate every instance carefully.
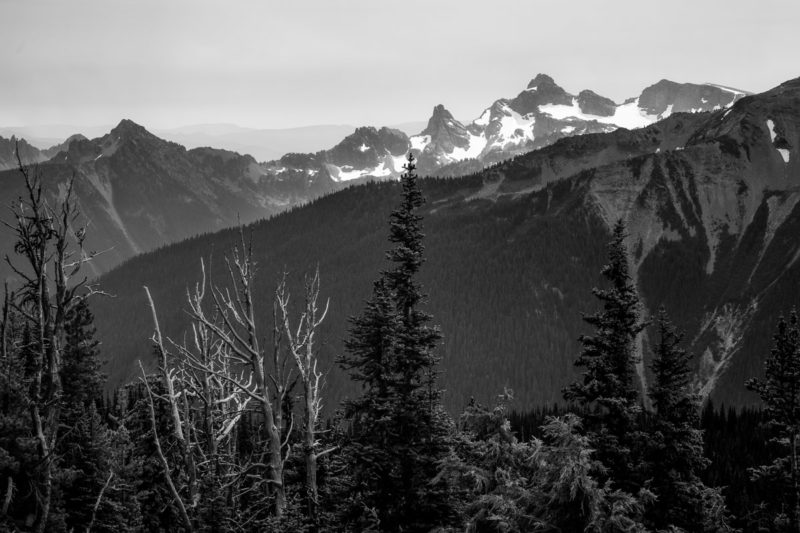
[276,267,333,528]
[142,230,298,524]
[195,237,294,519]
[2,150,98,532]
[141,265,257,530]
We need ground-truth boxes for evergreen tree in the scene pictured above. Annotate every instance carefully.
[746,310,800,532]
[61,299,104,415]
[563,219,648,491]
[646,308,732,532]
[437,397,652,533]
[56,299,143,532]
[61,402,142,533]
[337,153,454,532]
[435,392,542,532]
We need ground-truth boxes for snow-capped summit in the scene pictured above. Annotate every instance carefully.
[413,105,475,171]
[410,74,749,171]
[259,74,749,182]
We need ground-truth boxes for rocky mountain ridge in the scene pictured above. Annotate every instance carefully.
[261,74,748,183]
[0,119,337,277]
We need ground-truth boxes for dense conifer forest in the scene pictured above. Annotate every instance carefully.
[1,155,798,532]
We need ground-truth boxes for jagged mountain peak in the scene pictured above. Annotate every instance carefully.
[109,118,157,140]
[423,104,461,132]
[322,124,410,176]
[0,135,44,170]
[526,73,559,89]
[422,105,468,141]
[351,125,379,136]
[510,73,572,114]
[334,125,407,149]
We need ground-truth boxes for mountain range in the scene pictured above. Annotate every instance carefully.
[0,74,747,279]
[0,122,429,164]
[82,75,800,413]
[262,74,747,182]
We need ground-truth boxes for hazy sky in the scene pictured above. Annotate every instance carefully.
[1,0,798,131]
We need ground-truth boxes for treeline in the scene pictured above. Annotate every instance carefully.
[1,155,799,532]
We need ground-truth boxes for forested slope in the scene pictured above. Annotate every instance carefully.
[93,77,800,410]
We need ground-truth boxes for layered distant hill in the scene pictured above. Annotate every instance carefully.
[91,76,798,414]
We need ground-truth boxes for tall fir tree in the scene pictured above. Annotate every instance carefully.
[61,299,104,418]
[563,219,648,492]
[337,153,453,532]
[746,310,800,532]
[646,308,731,532]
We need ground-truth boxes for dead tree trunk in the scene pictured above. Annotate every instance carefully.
[277,267,333,528]
[4,150,98,532]
[180,236,293,521]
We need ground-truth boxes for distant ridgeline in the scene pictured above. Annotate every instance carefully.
[91,76,800,412]
[0,74,743,280]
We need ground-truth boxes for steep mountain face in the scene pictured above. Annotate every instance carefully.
[91,77,797,413]
[0,120,335,277]
[261,74,748,183]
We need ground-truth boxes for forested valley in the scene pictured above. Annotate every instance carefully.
[1,154,799,533]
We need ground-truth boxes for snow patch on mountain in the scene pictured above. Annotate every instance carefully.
[325,164,365,182]
[391,154,409,172]
[766,119,791,163]
[451,132,487,160]
[473,108,492,127]
[767,119,778,142]
[495,106,536,146]
[325,153,404,182]
[410,134,431,151]
[539,98,659,130]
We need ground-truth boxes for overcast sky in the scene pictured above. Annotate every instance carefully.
[1,0,798,132]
